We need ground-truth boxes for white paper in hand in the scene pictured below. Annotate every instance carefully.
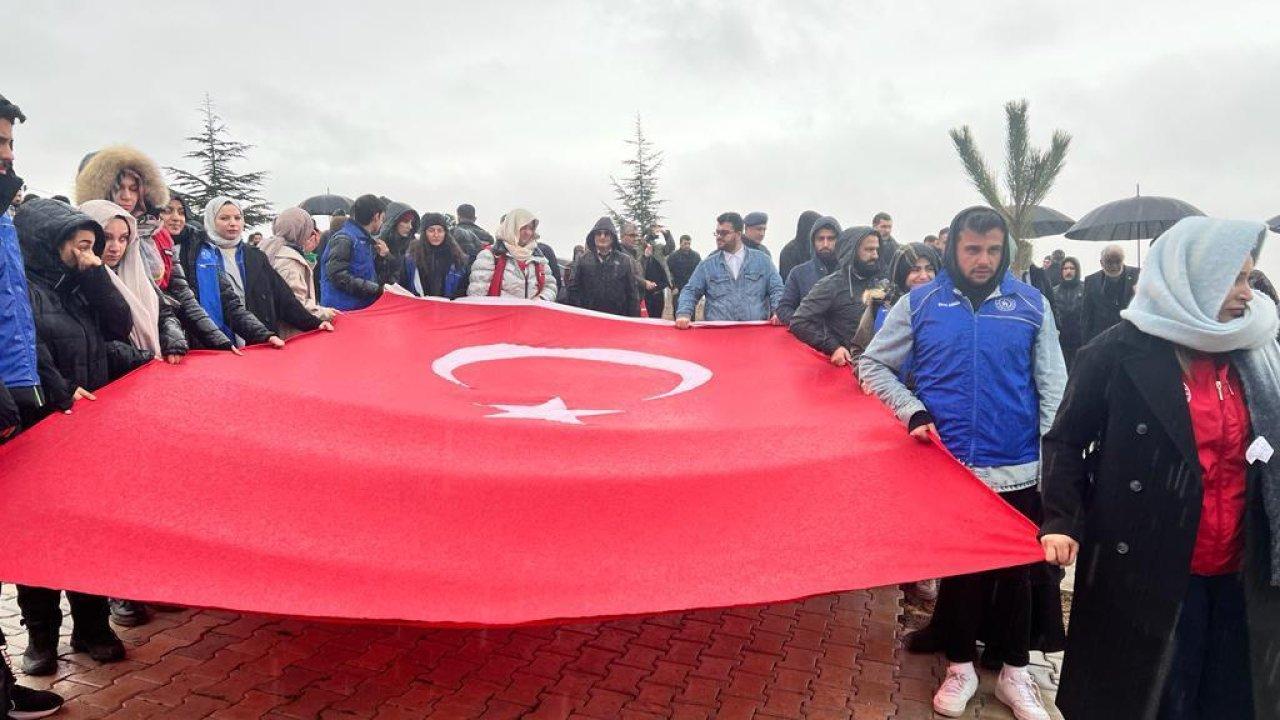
[1246,436,1274,465]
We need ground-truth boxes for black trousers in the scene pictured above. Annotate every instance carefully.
[937,485,1038,667]
[16,585,111,634]
[645,291,665,319]
[1157,573,1253,720]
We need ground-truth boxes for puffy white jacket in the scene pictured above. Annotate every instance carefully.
[466,246,558,301]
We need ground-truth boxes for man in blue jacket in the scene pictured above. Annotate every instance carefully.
[320,194,397,311]
[858,207,1065,720]
[674,212,783,328]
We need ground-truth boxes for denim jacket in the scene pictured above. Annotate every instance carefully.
[676,246,784,322]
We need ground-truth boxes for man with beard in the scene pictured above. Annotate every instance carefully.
[665,234,701,311]
[1051,257,1085,369]
[788,226,882,365]
[859,207,1065,720]
[742,211,770,256]
[1081,244,1140,342]
[775,215,841,324]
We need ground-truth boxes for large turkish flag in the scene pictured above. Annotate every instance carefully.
[0,293,1041,625]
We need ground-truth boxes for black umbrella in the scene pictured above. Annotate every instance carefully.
[299,194,353,216]
[1064,195,1204,242]
[1267,215,1279,232]
[1025,205,1076,239]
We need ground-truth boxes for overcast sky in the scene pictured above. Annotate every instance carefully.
[7,0,1279,275]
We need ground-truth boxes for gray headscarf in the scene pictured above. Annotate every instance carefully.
[1122,216,1280,584]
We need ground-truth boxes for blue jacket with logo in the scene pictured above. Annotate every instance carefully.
[676,246,784,322]
[0,212,39,390]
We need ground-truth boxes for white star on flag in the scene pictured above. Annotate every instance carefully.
[482,397,621,425]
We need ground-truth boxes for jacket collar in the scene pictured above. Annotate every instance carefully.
[1116,322,1199,469]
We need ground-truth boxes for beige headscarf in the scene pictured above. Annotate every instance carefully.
[496,208,539,263]
[259,207,313,261]
[79,199,162,356]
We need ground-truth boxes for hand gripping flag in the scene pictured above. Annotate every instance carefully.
[0,294,1042,625]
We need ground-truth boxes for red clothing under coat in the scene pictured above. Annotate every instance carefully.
[1183,355,1250,576]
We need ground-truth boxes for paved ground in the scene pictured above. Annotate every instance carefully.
[0,585,1062,719]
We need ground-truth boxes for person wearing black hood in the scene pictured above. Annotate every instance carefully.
[566,217,641,317]
[872,211,900,277]
[377,201,420,284]
[778,210,821,281]
[858,207,1065,720]
[13,198,134,677]
[788,226,883,366]
[402,212,468,299]
[775,215,841,325]
[1051,256,1085,369]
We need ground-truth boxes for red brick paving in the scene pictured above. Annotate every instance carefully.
[1,586,1060,718]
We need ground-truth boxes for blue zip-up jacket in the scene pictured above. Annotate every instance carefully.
[0,212,39,389]
[320,219,384,311]
[857,271,1067,492]
[676,246,784,322]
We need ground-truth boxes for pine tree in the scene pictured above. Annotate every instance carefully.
[166,94,272,226]
[607,115,666,237]
[950,100,1071,273]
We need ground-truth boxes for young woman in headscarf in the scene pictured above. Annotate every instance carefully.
[848,242,942,368]
[466,209,557,300]
[1041,217,1280,720]
[74,145,170,286]
[403,212,468,299]
[179,197,332,346]
[258,207,337,338]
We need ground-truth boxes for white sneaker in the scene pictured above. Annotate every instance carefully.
[932,662,979,717]
[995,665,1051,720]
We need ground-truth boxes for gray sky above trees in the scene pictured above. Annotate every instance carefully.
[7,0,1279,275]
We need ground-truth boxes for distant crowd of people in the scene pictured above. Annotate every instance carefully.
[2,90,1279,720]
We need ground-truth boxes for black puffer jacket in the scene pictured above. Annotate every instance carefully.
[566,218,641,317]
[789,226,886,355]
[1051,279,1085,351]
[15,199,138,406]
[179,231,322,339]
[164,260,268,349]
[377,202,420,283]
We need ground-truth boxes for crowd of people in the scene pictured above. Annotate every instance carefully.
[2,90,1278,720]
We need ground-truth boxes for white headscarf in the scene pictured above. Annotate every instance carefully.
[496,208,539,263]
[203,196,243,250]
[1121,217,1278,353]
[203,196,246,294]
[79,199,163,356]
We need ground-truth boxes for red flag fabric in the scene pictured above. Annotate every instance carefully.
[0,294,1041,625]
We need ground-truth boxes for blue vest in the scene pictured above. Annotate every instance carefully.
[320,220,377,311]
[908,272,1043,468]
[0,213,39,389]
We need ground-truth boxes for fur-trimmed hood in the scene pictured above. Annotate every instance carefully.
[74,145,170,213]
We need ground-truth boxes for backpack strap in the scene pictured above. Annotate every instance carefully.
[534,262,546,298]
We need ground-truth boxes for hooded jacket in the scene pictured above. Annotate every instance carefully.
[858,207,1066,492]
[778,210,822,281]
[376,202,420,282]
[776,216,841,324]
[74,145,170,283]
[566,217,642,316]
[16,199,138,410]
[788,227,884,354]
[1051,268,1085,353]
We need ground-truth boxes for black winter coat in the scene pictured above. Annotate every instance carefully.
[1041,322,1280,720]
[566,248,641,317]
[179,233,321,339]
[163,261,267,349]
[1051,280,1085,351]
[789,265,883,355]
[1081,267,1139,343]
[15,200,137,406]
[667,249,702,290]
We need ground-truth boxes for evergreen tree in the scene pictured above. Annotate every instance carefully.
[607,115,666,238]
[166,94,272,226]
[950,100,1071,273]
